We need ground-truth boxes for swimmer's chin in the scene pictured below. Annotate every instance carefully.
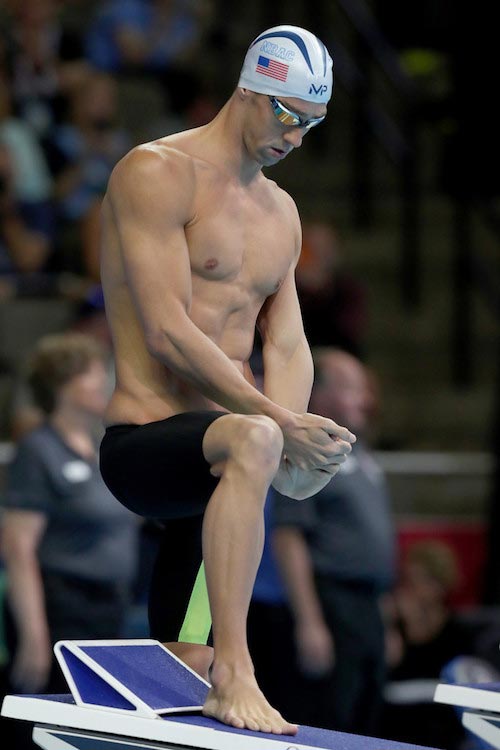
[257,147,291,166]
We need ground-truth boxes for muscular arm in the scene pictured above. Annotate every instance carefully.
[108,148,353,469]
[258,266,314,414]
[257,204,351,497]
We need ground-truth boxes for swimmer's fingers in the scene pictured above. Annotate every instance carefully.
[316,460,344,475]
[323,419,356,444]
[317,438,353,464]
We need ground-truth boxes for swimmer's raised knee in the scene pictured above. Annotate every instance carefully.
[242,415,283,463]
[203,413,283,475]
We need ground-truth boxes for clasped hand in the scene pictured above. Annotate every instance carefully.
[272,412,356,499]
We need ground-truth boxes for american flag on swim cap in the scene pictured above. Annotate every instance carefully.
[255,55,289,82]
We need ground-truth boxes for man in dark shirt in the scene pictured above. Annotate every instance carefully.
[273,348,396,734]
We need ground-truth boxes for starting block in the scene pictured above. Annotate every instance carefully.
[435,680,500,748]
[2,639,442,750]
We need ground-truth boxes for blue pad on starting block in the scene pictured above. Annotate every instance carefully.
[54,639,210,718]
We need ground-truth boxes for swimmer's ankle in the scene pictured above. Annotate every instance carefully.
[163,641,213,682]
[209,656,255,689]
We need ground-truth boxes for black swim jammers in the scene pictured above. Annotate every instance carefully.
[99,411,226,519]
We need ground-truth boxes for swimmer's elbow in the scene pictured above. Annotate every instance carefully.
[144,327,177,363]
[144,322,189,368]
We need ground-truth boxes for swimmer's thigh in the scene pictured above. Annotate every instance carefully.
[100,411,226,518]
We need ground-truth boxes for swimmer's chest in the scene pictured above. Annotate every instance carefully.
[185,180,295,297]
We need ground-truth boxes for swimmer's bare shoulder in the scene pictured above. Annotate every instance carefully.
[105,138,198,228]
[264,177,302,260]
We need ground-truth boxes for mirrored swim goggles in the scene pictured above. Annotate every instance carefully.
[268,96,326,130]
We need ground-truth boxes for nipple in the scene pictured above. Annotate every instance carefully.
[204,257,219,271]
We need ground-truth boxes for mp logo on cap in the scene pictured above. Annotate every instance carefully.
[310,84,328,96]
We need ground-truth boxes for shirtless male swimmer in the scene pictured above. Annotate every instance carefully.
[99,25,355,735]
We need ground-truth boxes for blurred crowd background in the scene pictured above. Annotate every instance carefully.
[0,1,499,749]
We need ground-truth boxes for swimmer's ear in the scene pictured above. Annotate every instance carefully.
[237,87,251,101]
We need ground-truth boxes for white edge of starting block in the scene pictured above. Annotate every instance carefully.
[463,711,500,749]
[1,695,321,750]
[434,682,500,713]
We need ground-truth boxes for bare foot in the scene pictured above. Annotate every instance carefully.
[202,662,298,735]
[163,641,213,682]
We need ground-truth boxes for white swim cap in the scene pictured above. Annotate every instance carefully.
[238,25,333,104]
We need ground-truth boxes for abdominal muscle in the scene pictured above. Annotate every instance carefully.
[104,343,254,427]
[102,237,260,427]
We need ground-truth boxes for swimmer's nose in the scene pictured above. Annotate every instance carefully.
[283,128,305,149]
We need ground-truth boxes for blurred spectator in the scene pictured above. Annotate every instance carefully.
[9,286,114,440]
[270,348,396,733]
[0,77,53,207]
[0,333,138,749]
[391,540,462,647]
[382,540,475,748]
[71,285,112,352]
[85,0,214,115]
[86,0,210,73]
[0,0,89,139]
[0,143,54,298]
[47,70,128,219]
[45,71,129,278]
[296,222,368,357]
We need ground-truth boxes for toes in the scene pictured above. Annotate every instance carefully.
[259,720,273,733]
[245,717,260,732]
[225,712,245,729]
[252,708,288,735]
[251,712,272,733]
[268,711,298,735]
